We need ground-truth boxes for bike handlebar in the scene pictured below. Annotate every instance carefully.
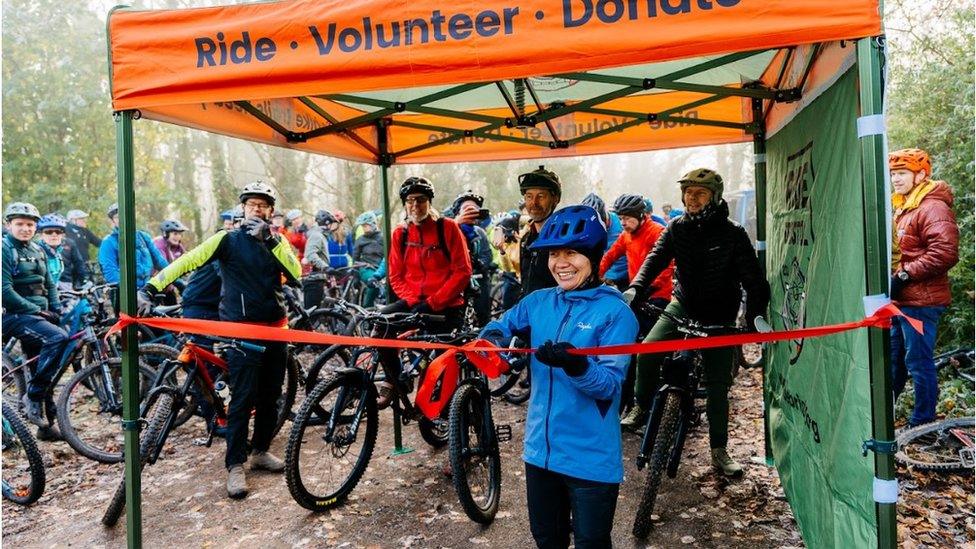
[641,303,740,337]
[204,335,266,353]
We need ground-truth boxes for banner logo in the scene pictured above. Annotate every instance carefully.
[778,141,815,364]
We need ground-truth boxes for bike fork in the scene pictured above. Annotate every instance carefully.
[666,399,694,479]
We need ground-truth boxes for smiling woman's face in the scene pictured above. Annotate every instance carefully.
[548,248,591,291]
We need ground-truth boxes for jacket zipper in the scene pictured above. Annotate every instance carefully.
[544,303,573,470]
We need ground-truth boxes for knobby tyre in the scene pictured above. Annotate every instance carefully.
[1,400,45,505]
[285,372,377,511]
[418,417,449,448]
[895,417,976,473]
[503,366,531,405]
[448,383,501,524]
[56,358,156,464]
[101,392,175,527]
[2,352,27,405]
[632,393,681,538]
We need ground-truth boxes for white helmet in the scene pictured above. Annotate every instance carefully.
[4,202,41,221]
[239,180,278,206]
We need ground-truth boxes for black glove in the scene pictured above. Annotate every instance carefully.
[37,309,60,324]
[137,286,157,317]
[535,340,589,377]
[890,271,909,300]
[411,301,433,315]
[240,217,276,243]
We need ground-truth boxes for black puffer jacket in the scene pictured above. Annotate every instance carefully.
[630,201,769,326]
[519,224,556,300]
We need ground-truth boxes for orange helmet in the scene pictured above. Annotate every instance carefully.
[888,148,931,175]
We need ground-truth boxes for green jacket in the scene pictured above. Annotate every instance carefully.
[2,233,59,314]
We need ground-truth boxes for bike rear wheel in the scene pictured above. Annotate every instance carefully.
[633,392,681,538]
[448,382,501,524]
[895,417,975,473]
[285,371,377,511]
[56,358,155,464]
[1,401,45,505]
[101,391,175,527]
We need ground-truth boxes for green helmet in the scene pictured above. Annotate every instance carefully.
[4,202,41,222]
[678,168,724,204]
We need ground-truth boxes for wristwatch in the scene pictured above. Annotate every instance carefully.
[896,270,910,282]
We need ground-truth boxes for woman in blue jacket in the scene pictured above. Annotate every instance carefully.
[481,205,638,548]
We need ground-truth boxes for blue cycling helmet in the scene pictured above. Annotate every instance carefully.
[643,197,654,213]
[37,213,68,230]
[530,205,607,253]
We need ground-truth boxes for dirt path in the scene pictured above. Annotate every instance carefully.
[4,369,802,548]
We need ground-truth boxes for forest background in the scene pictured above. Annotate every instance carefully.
[2,0,972,353]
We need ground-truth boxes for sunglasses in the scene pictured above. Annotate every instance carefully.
[41,229,65,235]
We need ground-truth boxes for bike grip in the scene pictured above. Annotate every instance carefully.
[239,341,267,353]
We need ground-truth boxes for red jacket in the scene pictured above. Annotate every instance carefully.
[389,216,472,311]
[282,228,307,260]
[598,217,673,300]
[893,181,959,307]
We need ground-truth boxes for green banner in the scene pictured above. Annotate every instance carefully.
[765,67,877,548]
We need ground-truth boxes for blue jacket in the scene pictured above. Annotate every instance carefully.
[99,228,168,287]
[482,284,638,483]
[603,213,629,281]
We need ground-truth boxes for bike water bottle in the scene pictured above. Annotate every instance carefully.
[215,381,230,407]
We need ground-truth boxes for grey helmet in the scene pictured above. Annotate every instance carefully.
[107,203,119,218]
[5,202,41,221]
[580,193,607,223]
[314,209,337,226]
[611,194,647,218]
[160,220,188,235]
[286,209,303,222]
[239,180,278,206]
[65,209,88,220]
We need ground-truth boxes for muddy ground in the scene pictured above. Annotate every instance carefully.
[5,369,803,548]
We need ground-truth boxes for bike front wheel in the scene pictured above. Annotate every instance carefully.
[632,392,681,538]
[895,417,975,473]
[285,371,377,511]
[1,401,45,505]
[448,382,501,524]
[56,358,156,464]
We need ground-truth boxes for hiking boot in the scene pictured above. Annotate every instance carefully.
[226,465,248,499]
[249,451,285,473]
[711,448,744,478]
[620,404,648,431]
[21,395,48,428]
[36,425,63,442]
[376,381,395,410]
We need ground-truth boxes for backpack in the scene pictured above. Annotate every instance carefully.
[398,218,451,261]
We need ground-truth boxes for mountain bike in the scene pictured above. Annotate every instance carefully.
[2,398,45,505]
[896,417,975,474]
[284,312,479,513]
[101,334,296,526]
[632,304,739,538]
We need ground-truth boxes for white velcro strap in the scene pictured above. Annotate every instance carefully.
[756,240,767,251]
[857,115,886,138]
[873,477,898,504]
[754,153,767,164]
[863,294,890,316]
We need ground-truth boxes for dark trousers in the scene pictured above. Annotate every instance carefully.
[373,300,464,384]
[499,272,521,312]
[525,462,619,549]
[891,305,945,426]
[223,340,286,468]
[3,313,70,401]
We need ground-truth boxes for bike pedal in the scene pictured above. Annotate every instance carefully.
[960,447,975,469]
[495,424,512,443]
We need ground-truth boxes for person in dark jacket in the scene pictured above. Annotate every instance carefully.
[65,209,102,262]
[352,211,385,307]
[138,181,301,499]
[482,205,638,548]
[451,190,496,326]
[518,166,561,300]
[888,148,960,426]
[2,203,69,437]
[37,213,90,291]
[622,168,770,477]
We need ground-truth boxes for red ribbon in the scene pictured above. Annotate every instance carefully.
[110,302,919,358]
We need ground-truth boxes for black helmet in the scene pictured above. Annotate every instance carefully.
[399,176,435,203]
[160,220,188,235]
[678,168,724,204]
[518,166,561,198]
[612,194,646,218]
[314,209,337,226]
[451,190,485,215]
[580,193,607,223]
